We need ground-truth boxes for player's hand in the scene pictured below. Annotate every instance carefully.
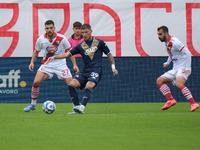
[112,69,118,76]
[184,70,191,77]
[73,65,79,74]
[163,63,169,68]
[46,56,55,64]
[29,63,34,72]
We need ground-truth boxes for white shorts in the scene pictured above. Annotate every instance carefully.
[38,64,72,79]
[161,68,191,85]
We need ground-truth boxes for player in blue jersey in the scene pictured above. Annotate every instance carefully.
[47,24,118,114]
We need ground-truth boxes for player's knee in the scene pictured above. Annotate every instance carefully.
[64,78,72,85]
[70,79,81,88]
[86,81,96,89]
[175,82,184,89]
[175,78,185,88]
[156,77,163,85]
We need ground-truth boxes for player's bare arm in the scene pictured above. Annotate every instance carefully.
[29,51,39,72]
[184,70,191,77]
[46,52,71,64]
[107,53,118,75]
[70,55,79,74]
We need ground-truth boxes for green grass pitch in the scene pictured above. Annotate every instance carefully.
[0,103,199,150]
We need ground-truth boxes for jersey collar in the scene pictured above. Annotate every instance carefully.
[72,34,83,40]
[167,35,173,42]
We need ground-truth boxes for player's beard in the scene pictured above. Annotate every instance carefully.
[84,35,92,42]
[47,31,54,38]
[159,35,166,42]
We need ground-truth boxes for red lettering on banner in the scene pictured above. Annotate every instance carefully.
[135,3,171,56]
[32,3,70,52]
[84,3,121,56]
[186,3,200,56]
[0,3,19,57]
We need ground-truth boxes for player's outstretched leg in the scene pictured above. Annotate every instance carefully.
[72,87,92,114]
[68,84,82,114]
[179,85,199,112]
[81,87,91,106]
[158,83,177,110]
[68,84,80,105]
[24,84,39,112]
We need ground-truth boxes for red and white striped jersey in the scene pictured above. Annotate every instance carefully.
[35,32,71,66]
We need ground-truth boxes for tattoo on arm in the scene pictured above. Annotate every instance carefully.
[31,51,38,63]
[108,53,115,64]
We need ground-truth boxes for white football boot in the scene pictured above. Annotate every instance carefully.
[73,105,85,114]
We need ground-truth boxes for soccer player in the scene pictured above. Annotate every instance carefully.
[47,24,118,114]
[156,25,199,112]
[24,20,79,112]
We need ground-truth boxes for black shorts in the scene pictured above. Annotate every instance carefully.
[74,70,102,89]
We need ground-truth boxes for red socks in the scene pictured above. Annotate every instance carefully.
[31,84,39,101]
[179,85,196,105]
[158,83,174,101]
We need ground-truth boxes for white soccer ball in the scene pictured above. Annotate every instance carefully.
[42,100,56,114]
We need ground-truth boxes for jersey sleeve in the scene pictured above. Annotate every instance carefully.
[173,38,185,51]
[181,47,192,70]
[35,38,41,52]
[164,56,172,65]
[68,44,80,56]
[101,40,111,55]
[62,37,71,51]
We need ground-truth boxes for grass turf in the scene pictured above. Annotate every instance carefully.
[0,103,199,150]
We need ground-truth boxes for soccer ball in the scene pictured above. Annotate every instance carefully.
[42,100,56,114]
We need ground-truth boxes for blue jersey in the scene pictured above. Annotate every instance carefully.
[69,37,111,72]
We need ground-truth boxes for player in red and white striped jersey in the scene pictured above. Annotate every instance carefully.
[156,25,199,112]
[24,20,79,112]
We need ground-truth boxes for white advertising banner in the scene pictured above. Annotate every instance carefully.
[0,0,200,57]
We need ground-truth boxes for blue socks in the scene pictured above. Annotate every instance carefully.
[68,85,92,107]
[68,84,79,106]
[82,87,91,106]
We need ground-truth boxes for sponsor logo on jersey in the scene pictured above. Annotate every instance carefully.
[47,46,58,53]
[84,46,97,56]
[81,39,99,60]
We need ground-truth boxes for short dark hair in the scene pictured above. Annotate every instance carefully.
[73,21,82,28]
[81,24,91,30]
[45,20,54,26]
[157,25,168,33]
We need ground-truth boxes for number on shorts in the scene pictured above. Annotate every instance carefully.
[91,72,99,79]
[62,69,69,77]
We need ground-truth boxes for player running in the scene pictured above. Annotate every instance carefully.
[47,23,118,114]
[24,20,79,112]
[156,25,199,112]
